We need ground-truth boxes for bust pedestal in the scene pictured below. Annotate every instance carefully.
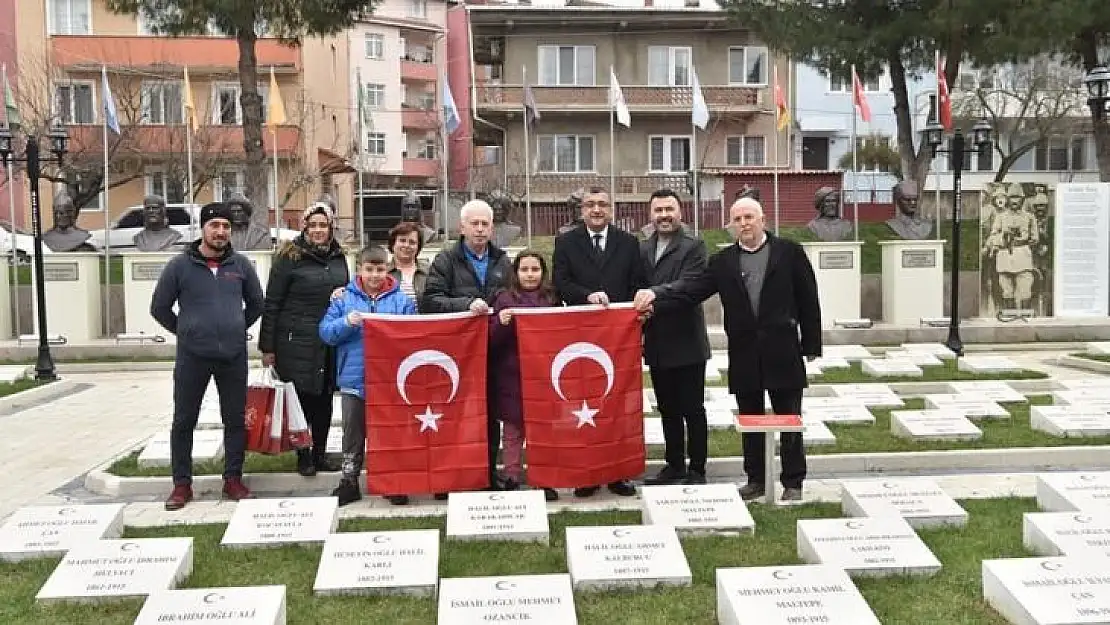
[0,256,10,339]
[879,240,945,325]
[801,241,864,328]
[32,253,103,343]
[121,252,178,342]
[243,251,273,344]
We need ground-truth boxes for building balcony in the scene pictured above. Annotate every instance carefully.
[51,36,300,73]
[476,83,763,114]
[403,158,440,178]
[64,124,302,158]
[401,108,439,130]
[401,59,438,82]
[506,173,687,197]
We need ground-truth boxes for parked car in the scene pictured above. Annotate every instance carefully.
[0,223,46,264]
[87,203,300,251]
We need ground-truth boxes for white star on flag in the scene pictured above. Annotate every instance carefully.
[572,400,598,428]
[415,405,443,432]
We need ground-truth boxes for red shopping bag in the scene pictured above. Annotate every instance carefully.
[245,369,286,455]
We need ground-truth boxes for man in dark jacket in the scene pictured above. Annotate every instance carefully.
[633,197,822,502]
[421,199,512,492]
[639,189,711,486]
[151,202,265,511]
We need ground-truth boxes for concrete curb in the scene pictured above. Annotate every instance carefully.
[0,378,82,415]
[1054,354,1110,375]
[86,445,1110,499]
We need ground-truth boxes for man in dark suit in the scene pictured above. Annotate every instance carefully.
[552,185,645,498]
[640,189,711,486]
[633,197,821,502]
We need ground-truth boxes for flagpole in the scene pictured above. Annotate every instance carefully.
[772,65,781,236]
[440,52,450,243]
[101,65,111,337]
[184,67,196,241]
[851,64,860,242]
[522,64,533,247]
[691,120,699,236]
[935,50,942,237]
[4,62,18,337]
[609,70,616,203]
[356,67,366,248]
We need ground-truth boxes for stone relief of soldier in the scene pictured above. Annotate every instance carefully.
[807,186,853,242]
[43,190,97,252]
[133,195,183,252]
[557,188,585,235]
[981,182,1049,319]
[400,192,439,244]
[226,193,272,251]
[488,189,522,248]
[885,180,933,240]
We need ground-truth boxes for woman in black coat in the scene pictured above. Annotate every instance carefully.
[259,202,350,476]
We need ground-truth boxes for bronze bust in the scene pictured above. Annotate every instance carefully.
[489,190,522,247]
[557,187,585,235]
[226,193,272,251]
[400,192,439,244]
[735,184,761,202]
[133,195,183,252]
[886,181,933,240]
[43,191,96,252]
[807,186,853,242]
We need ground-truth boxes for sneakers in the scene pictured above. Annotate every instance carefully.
[331,479,362,507]
[296,449,316,477]
[738,483,765,501]
[781,487,803,502]
[164,485,193,511]
[222,477,254,501]
[645,465,687,486]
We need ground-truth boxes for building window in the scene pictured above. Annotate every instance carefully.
[49,0,91,35]
[417,137,437,159]
[408,0,427,19]
[1035,136,1087,171]
[214,169,275,208]
[417,91,435,110]
[364,33,384,60]
[977,142,994,172]
[649,135,691,172]
[854,135,893,172]
[829,70,880,92]
[141,81,184,125]
[146,169,187,204]
[728,46,768,85]
[537,45,596,87]
[725,136,766,167]
[211,82,267,125]
[367,132,386,156]
[365,83,385,108]
[55,82,95,124]
[537,134,595,172]
[648,46,692,87]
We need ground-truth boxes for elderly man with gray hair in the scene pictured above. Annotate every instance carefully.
[421,199,514,494]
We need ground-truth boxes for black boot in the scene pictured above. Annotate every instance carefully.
[314,449,341,473]
[331,478,361,506]
[296,449,316,477]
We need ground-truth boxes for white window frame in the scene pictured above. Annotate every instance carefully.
[537,134,596,173]
[408,0,428,19]
[365,83,385,108]
[144,167,187,204]
[213,168,276,209]
[648,134,692,173]
[537,45,596,87]
[828,71,881,93]
[47,0,92,35]
[140,81,184,125]
[364,33,384,60]
[54,80,96,125]
[211,82,268,125]
[417,136,437,160]
[400,132,408,159]
[725,135,767,167]
[367,132,386,156]
[1034,135,1086,172]
[728,46,768,86]
[647,46,692,87]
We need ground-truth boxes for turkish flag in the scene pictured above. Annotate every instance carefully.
[362,311,489,495]
[851,66,872,123]
[938,55,952,130]
[514,304,645,488]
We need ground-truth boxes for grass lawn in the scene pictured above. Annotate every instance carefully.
[644,360,1048,388]
[0,378,42,398]
[1073,352,1110,363]
[0,499,1032,624]
[106,394,1110,478]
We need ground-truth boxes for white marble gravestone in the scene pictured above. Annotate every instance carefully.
[138,430,225,469]
[1052,389,1110,406]
[947,380,1027,403]
[883,350,944,367]
[801,397,875,424]
[923,394,1010,419]
[840,478,968,528]
[706,408,738,430]
[0,504,125,562]
[806,360,824,378]
[812,355,851,369]
[706,387,732,403]
[796,516,942,577]
[1085,342,1110,356]
[890,410,982,441]
[135,585,286,625]
[643,389,656,413]
[446,491,550,543]
[643,418,665,446]
[956,355,1022,374]
[823,345,872,361]
[799,418,837,446]
[0,365,29,383]
[1030,405,1110,437]
[324,427,343,458]
[983,557,1110,625]
[221,497,338,548]
[900,342,956,360]
[860,358,924,377]
[1056,378,1110,391]
[36,537,194,604]
[1023,512,1110,558]
[1036,472,1110,513]
[197,404,224,430]
[716,565,882,625]
[313,529,440,596]
[437,574,578,624]
[830,384,904,408]
[565,525,692,591]
[640,484,755,535]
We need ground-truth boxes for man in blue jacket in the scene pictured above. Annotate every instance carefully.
[151,202,265,510]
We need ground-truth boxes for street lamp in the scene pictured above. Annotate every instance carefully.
[923,117,992,357]
[0,124,70,381]
[1084,66,1110,119]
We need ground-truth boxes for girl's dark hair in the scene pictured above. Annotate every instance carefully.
[507,250,557,304]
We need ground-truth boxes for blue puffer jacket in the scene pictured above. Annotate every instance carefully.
[319,275,416,398]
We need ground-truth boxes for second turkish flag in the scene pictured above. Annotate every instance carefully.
[514,305,645,488]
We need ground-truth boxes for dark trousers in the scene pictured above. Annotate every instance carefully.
[295,388,334,459]
[339,393,365,480]
[171,349,248,486]
[488,413,501,487]
[734,388,806,489]
[649,362,708,474]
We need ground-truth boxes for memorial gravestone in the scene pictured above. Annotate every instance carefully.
[983,557,1110,625]
[860,358,924,377]
[956,355,1022,374]
[36,537,194,603]
[1023,511,1110,558]
[706,408,739,430]
[134,585,286,625]
[822,345,872,361]
[811,355,851,369]
[1087,341,1110,355]
[221,498,338,548]
[900,342,956,360]
[640,484,755,535]
[643,418,665,445]
[1052,389,1110,406]
[437,574,578,624]
[1030,405,1110,437]
[0,365,28,383]
[1056,378,1110,391]
[891,409,982,441]
[798,418,837,446]
[830,384,904,408]
[801,397,875,425]
[565,525,692,591]
[716,565,882,625]
[1036,472,1110,513]
[923,394,1010,419]
[446,491,549,544]
[805,359,824,378]
[314,529,439,596]
[139,430,224,468]
[947,380,1026,403]
[796,516,942,577]
[840,478,968,528]
[0,504,125,562]
[882,350,944,367]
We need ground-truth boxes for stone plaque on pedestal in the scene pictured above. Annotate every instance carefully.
[879,240,944,325]
[445,491,549,543]
[32,252,103,343]
[221,497,338,548]
[801,241,864,328]
[121,252,178,342]
[640,484,754,535]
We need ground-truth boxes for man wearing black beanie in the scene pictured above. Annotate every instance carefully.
[151,202,265,510]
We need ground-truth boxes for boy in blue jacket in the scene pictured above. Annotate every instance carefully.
[319,245,416,506]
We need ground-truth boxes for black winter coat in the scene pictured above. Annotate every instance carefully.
[259,237,350,396]
[640,228,711,370]
[420,240,512,313]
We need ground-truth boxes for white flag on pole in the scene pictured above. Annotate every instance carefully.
[691,67,708,130]
[609,67,631,128]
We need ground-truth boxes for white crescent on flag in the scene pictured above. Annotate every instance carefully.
[396,349,460,405]
[550,342,615,401]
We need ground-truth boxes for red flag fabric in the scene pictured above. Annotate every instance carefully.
[851,66,872,123]
[362,311,489,495]
[937,55,952,130]
[514,304,645,488]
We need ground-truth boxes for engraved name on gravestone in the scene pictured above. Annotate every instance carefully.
[565,525,692,591]
[131,262,167,281]
[890,410,982,441]
[923,394,1010,419]
[134,585,287,625]
[716,565,882,625]
[1030,406,1110,437]
[822,345,872,361]
[983,557,1110,625]
[901,249,936,268]
[811,355,851,369]
[640,484,755,535]
[36,537,194,604]
[43,262,80,281]
[956,355,1021,374]
[840,478,968,528]
[802,397,875,424]
[437,574,578,625]
[313,530,440,597]
[1053,388,1110,405]
[1023,512,1110,558]
[796,516,942,577]
[798,418,837,446]
[819,251,855,270]
[1036,472,1110,513]
[221,498,339,548]
[138,430,224,469]
[830,384,904,408]
[643,418,665,446]
[446,491,549,543]
[947,381,1026,403]
[860,358,924,377]
[883,350,944,367]
[901,342,956,360]
[1056,378,1110,391]
[0,504,126,562]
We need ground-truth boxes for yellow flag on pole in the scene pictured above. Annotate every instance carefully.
[182,66,198,133]
[267,66,286,127]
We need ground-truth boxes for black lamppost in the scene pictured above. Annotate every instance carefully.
[0,125,70,381]
[923,117,992,357]
[1084,66,1110,120]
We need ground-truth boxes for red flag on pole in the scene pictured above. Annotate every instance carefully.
[514,304,645,488]
[937,54,952,130]
[851,66,872,123]
[362,311,489,495]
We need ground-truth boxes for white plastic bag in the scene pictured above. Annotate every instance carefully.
[284,383,312,449]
